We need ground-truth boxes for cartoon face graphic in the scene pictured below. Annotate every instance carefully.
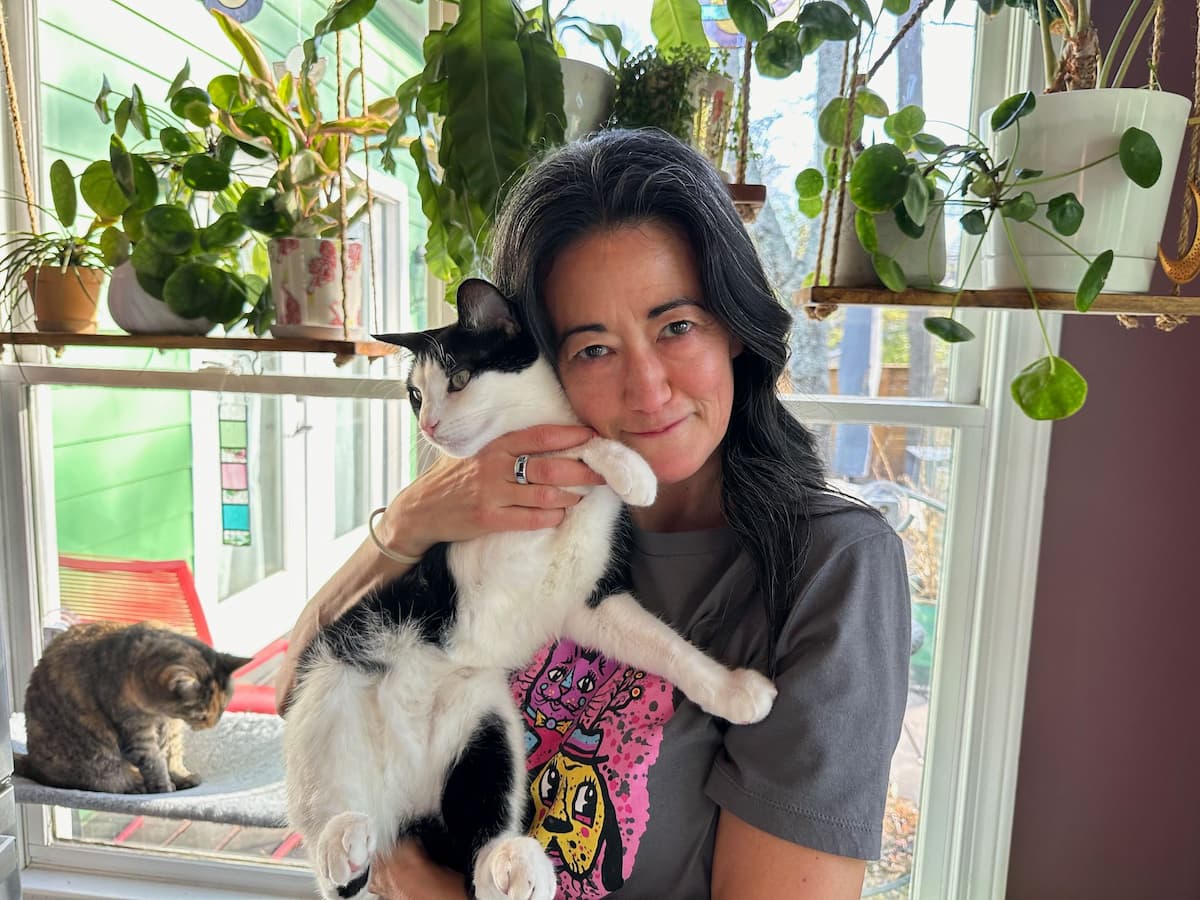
[529,752,623,891]
[527,642,623,724]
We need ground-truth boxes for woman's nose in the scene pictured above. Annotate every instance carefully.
[624,349,670,412]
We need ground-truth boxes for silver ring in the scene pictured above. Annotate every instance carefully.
[514,454,531,485]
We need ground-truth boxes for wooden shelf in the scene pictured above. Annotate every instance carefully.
[0,331,399,364]
[799,286,1200,317]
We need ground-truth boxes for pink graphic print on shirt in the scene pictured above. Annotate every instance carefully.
[510,639,676,898]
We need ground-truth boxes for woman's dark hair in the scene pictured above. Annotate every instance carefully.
[490,128,825,673]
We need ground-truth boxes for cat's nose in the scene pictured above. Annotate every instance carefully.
[420,419,439,437]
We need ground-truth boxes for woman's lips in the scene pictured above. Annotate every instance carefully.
[628,416,686,437]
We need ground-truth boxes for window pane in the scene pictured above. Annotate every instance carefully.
[818,421,953,898]
[334,398,370,538]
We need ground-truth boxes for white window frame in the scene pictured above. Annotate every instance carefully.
[0,1,1054,896]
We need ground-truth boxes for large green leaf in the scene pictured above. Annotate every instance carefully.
[1000,191,1037,221]
[160,126,191,155]
[208,74,242,112]
[872,253,907,292]
[182,155,232,191]
[143,204,196,255]
[990,91,1035,132]
[99,225,129,267]
[211,9,273,83]
[755,22,804,77]
[959,209,987,234]
[170,86,213,128]
[164,262,244,322]
[49,159,77,228]
[1011,355,1088,420]
[80,160,131,219]
[129,155,159,212]
[441,0,528,217]
[902,171,930,227]
[728,0,770,40]
[651,0,708,50]
[517,28,565,146]
[238,187,294,237]
[200,212,246,250]
[818,96,865,145]
[849,143,910,213]
[311,0,378,43]
[796,2,858,41]
[855,209,878,254]
[1119,127,1162,188]
[795,167,825,199]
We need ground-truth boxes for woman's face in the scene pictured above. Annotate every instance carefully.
[544,221,740,492]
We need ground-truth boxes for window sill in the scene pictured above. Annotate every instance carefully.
[21,864,311,899]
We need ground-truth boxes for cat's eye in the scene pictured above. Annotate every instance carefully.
[538,766,561,805]
[546,666,566,682]
[572,781,597,825]
[408,386,422,408]
[449,369,471,391]
[576,675,595,693]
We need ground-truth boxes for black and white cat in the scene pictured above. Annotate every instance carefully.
[284,279,777,900]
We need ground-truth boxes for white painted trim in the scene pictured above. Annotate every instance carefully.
[783,395,985,428]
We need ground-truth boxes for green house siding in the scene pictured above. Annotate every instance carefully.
[38,1,425,564]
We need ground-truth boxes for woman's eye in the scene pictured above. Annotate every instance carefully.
[450,369,471,390]
[576,345,609,360]
[664,320,693,337]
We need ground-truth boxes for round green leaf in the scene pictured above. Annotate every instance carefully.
[169,86,210,121]
[129,155,159,212]
[160,126,191,155]
[99,225,129,267]
[883,0,911,13]
[1011,355,1088,420]
[849,143,910,213]
[855,209,878,254]
[924,315,975,342]
[130,238,180,281]
[237,186,294,237]
[728,0,769,40]
[1001,191,1037,222]
[1119,127,1162,189]
[200,211,246,249]
[80,160,131,219]
[856,88,889,119]
[960,209,987,235]
[795,167,825,199]
[890,104,925,137]
[1075,249,1114,312]
[818,97,865,145]
[894,202,925,239]
[798,195,823,218]
[797,1,858,40]
[181,155,231,191]
[913,132,946,155]
[163,262,243,322]
[903,171,930,227]
[142,203,196,255]
[207,74,241,112]
[844,0,873,19]
[49,159,77,228]
[755,23,804,78]
[990,91,1036,132]
[134,271,167,300]
[872,253,907,292]
[123,208,145,243]
[1046,192,1084,236]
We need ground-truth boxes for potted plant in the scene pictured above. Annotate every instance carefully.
[208,4,396,337]
[88,78,270,335]
[975,0,1187,294]
[1,160,108,334]
[378,0,624,304]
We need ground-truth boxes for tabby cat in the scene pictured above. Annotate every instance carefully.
[15,621,250,793]
[284,279,777,900]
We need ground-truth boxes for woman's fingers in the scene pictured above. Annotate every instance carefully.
[510,456,605,487]
[496,423,595,456]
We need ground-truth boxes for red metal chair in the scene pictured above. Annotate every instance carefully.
[56,555,285,715]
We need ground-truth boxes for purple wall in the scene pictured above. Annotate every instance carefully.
[1006,1,1200,897]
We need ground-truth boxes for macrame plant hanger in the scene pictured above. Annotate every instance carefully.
[806,0,936,322]
[1144,0,1198,332]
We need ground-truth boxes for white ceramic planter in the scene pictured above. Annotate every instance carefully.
[828,196,948,289]
[979,89,1190,292]
[268,237,364,340]
[561,58,614,141]
[107,261,214,335]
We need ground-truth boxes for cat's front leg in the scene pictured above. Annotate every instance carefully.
[164,719,200,790]
[119,730,175,793]
[573,438,657,507]
[564,593,777,725]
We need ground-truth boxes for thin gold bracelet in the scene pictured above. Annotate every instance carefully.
[368,506,423,565]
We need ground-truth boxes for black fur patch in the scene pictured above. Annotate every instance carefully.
[303,543,459,674]
[586,506,635,608]
[336,869,369,898]
[402,713,516,880]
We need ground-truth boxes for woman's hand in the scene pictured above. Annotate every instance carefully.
[275,424,603,714]
[367,841,468,900]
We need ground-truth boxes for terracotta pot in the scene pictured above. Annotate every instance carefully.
[267,237,364,340]
[24,265,105,334]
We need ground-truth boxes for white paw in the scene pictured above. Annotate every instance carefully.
[606,452,657,507]
[315,811,377,891]
[474,835,557,900]
[706,668,778,725]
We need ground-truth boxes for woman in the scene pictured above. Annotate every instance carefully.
[277,129,910,899]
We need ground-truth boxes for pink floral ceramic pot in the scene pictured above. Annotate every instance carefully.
[267,237,364,339]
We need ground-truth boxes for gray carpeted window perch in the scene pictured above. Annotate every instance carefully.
[10,712,287,829]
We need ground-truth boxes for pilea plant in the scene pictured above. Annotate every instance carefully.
[844,90,1163,420]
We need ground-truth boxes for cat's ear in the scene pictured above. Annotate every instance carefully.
[165,665,201,700]
[457,278,519,335]
[216,652,252,675]
[371,330,429,353]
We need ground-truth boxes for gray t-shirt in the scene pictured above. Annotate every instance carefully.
[509,494,910,899]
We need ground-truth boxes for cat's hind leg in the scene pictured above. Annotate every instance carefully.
[436,707,555,900]
[313,811,376,899]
